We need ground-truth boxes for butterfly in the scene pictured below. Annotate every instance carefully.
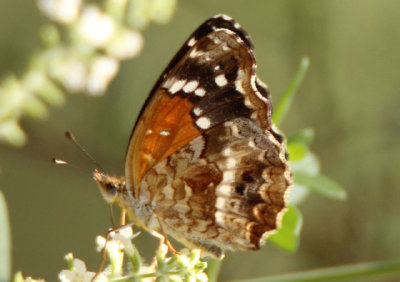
[94,14,291,259]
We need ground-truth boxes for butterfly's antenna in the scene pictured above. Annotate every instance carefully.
[52,157,83,171]
[64,131,105,172]
[52,158,68,165]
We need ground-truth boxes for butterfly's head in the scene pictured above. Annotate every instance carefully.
[93,169,126,204]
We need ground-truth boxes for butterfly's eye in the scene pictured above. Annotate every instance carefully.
[96,180,119,204]
[93,170,121,203]
[104,183,118,199]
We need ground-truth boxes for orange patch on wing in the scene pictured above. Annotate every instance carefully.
[126,90,201,187]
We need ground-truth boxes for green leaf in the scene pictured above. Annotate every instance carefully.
[288,128,315,147]
[0,191,11,282]
[294,172,347,200]
[291,151,320,175]
[272,57,310,126]
[287,142,308,162]
[269,206,303,252]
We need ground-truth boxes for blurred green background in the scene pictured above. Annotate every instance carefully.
[1,0,400,281]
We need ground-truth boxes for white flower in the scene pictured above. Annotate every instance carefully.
[106,29,143,59]
[14,271,45,282]
[96,235,107,252]
[78,6,116,48]
[59,258,106,282]
[102,236,124,275]
[38,0,81,24]
[109,226,137,256]
[195,272,208,282]
[86,56,119,95]
[50,58,87,92]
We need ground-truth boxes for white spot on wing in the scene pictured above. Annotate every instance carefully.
[226,157,237,169]
[215,211,226,228]
[143,153,153,161]
[235,69,246,94]
[222,44,229,51]
[222,148,232,157]
[244,97,252,106]
[169,79,186,94]
[215,74,227,87]
[194,88,206,97]
[215,14,233,21]
[216,197,227,209]
[145,129,152,135]
[162,76,173,88]
[195,117,211,129]
[212,36,221,44]
[193,107,203,116]
[248,139,257,148]
[159,130,170,136]
[222,170,235,183]
[187,37,196,47]
[225,121,240,137]
[235,80,245,94]
[189,48,203,58]
[183,80,199,93]
[216,184,232,197]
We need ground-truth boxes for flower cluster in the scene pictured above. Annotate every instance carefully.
[0,0,177,146]
[16,226,208,282]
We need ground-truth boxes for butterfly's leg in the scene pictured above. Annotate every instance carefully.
[120,208,126,225]
[149,229,181,255]
[152,216,181,255]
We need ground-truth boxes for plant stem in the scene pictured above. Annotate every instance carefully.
[232,258,400,282]
[206,258,222,282]
[272,57,310,126]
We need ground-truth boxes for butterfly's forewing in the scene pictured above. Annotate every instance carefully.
[126,15,271,190]
[124,15,291,257]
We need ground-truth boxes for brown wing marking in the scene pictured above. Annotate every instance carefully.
[141,119,290,257]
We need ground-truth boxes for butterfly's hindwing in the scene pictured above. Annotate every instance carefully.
[136,117,289,257]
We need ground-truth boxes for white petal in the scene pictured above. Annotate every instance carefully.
[86,56,119,95]
[38,0,81,23]
[73,258,87,273]
[78,6,116,47]
[58,270,77,282]
[83,272,96,282]
[95,236,107,251]
[107,29,144,59]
